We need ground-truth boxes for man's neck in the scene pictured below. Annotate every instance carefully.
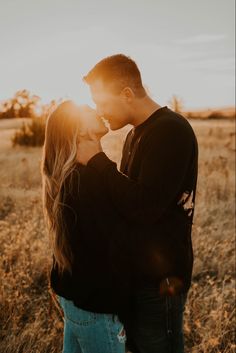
[130,96,162,127]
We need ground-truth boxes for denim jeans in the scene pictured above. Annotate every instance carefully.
[57,295,126,353]
[123,288,188,353]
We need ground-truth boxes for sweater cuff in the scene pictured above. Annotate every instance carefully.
[87,152,116,174]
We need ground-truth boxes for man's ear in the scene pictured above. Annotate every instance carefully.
[120,87,135,102]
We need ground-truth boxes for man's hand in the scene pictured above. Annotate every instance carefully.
[77,132,103,165]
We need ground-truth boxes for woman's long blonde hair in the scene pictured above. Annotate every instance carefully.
[41,101,81,275]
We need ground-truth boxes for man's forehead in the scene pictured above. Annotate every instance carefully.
[90,79,104,89]
[90,80,113,100]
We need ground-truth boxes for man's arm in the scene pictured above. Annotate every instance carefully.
[86,119,194,225]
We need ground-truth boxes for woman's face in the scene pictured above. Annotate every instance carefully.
[77,105,109,138]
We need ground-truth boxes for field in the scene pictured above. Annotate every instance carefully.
[0,117,235,353]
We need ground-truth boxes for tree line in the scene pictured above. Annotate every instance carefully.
[0,90,58,119]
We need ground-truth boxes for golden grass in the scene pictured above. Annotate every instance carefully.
[0,118,235,353]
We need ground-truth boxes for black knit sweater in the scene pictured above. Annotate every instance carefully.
[50,163,131,316]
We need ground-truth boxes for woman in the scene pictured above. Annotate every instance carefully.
[41,101,128,353]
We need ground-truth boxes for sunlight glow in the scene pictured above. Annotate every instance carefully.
[0,0,234,110]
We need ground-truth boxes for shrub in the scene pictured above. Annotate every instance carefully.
[12,118,46,147]
[207,111,225,120]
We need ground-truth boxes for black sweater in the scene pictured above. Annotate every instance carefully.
[50,164,132,315]
[50,106,198,319]
[86,106,198,292]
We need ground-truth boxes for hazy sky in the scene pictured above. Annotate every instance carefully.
[0,0,235,109]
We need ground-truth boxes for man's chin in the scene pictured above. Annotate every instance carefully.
[110,126,119,131]
[97,127,109,137]
[109,122,125,131]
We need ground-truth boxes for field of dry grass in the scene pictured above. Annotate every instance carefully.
[0,117,235,353]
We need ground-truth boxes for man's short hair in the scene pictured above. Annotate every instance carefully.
[83,54,146,98]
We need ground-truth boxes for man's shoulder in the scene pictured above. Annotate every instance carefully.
[137,108,198,153]
[143,107,194,138]
[155,107,191,128]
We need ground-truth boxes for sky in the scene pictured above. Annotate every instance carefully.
[0,0,235,110]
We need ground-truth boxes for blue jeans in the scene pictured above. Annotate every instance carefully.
[57,295,126,353]
[123,288,188,353]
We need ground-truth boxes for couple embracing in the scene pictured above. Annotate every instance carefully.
[41,54,198,353]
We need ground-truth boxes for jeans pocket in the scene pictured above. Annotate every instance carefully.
[60,297,98,326]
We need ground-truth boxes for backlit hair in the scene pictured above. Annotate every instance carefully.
[41,101,80,275]
[83,54,146,97]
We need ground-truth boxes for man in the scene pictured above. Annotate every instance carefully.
[77,54,198,353]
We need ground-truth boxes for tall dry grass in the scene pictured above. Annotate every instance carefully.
[0,118,235,353]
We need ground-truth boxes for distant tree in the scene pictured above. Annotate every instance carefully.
[169,95,184,113]
[13,90,41,118]
[11,98,61,147]
[12,118,46,147]
[0,101,16,119]
[0,90,41,119]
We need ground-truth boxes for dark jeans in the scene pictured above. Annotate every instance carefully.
[123,288,188,353]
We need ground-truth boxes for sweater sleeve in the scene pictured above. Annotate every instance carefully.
[87,118,194,225]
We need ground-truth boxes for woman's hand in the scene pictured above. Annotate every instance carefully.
[77,132,103,165]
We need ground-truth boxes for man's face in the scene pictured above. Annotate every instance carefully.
[89,80,131,130]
